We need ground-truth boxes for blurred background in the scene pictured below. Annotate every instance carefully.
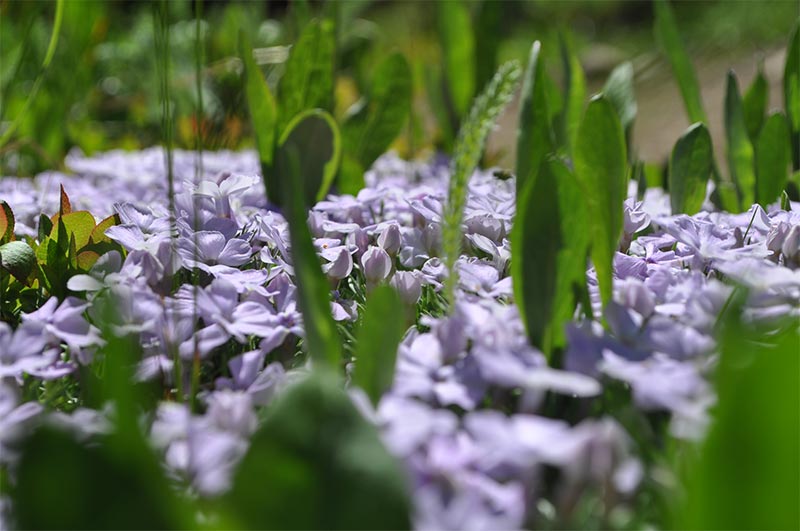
[1,0,797,176]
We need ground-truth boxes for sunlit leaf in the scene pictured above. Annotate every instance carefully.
[725,71,757,210]
[516,41,554,194]
[669,122,713,215]
[89,213,120,245]
[574,95,627,308]
[50,211,96,249]
[654,0,706,123]
[239,31,279,203]
[603,61,637,145]
[340,52,412,195]
[512,158,588,357]
[59,183,72,215]
[277,18,335,135]
[558,30,586,154]
[0,201,14,243]
[756,112,791,207]
[742,68,768,142]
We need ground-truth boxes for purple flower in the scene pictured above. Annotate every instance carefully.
[361,246,392,285]
[178,231,252,275]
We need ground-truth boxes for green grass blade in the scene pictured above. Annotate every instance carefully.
[512,158,588,358]
[225,371,411,529]
[436,0,476,119]
[653,0,706,124]
[602,61,637,147]
[240,31,279,203]
[275,111,342,368]
[352,285,406,406]
[669,122,713,215]
[558,30,586,155]
[340,52,412,195]
[515,41,554,195]
[742,68,768,143]
[277,18,335,135]
[442,61,522,304]
[784,21,800,170]
[724,71,757,210]
[574,95,627,308]
[756,112,791,206]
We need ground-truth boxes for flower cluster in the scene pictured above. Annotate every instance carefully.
[1,147,798,528]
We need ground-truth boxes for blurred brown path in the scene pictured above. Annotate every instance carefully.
[489,47,787,170]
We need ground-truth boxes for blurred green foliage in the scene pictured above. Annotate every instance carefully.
[1,0,797,176]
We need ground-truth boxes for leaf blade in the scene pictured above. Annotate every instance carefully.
[755,112,791,207]
[515,41,554,195]
[725,71,757,210]
[669,122,713,215]
[654,0,706,124]
[352,285,406,405]
[574,95,627,308]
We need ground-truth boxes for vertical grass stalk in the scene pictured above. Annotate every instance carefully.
[442,61,521,304]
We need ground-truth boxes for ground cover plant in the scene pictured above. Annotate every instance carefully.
[1,1,799,529]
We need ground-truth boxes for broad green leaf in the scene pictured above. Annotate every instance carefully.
[225,372,411,529]
[558,30,586,154]
[512,158,588,356]
[277,18,335,135]
[785,21,799,170]
[89,213,119,245]
[725,71,757,210]
[654,0,706,123]
[436,0,475,119]
[275,111,342,367]
[669,122,713,215]
[340,52,412,195]
[515,41,554,195]
[0,201,14,243]
[442,61,522,304]
[0,241,35,283]
[574,96,627,308]
[680,315,799,529]
[602,62,637,145]
[742,69,768,142]
[352,285,406,406]
[37,213,52,244]
[239,30,278,194]
[50,211,96,249]
[756,112,791,206]
[278,109,341,207]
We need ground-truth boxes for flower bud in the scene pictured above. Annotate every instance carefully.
[322,247,353,280]
[781,224,800,265]
[378,223,402,255]
[346,227,369,260]
[361,246,392,285]
[390,270,423,305]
